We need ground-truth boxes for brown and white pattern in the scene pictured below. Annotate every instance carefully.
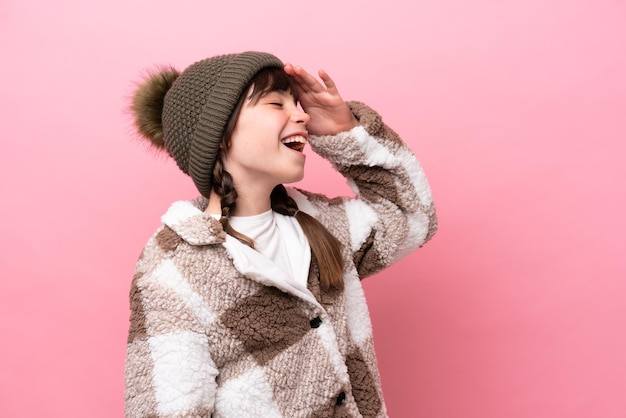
[124,102,437,417]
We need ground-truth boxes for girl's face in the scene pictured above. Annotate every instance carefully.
[222,88,310,193]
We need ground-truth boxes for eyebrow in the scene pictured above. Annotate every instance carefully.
[263,90,297,102]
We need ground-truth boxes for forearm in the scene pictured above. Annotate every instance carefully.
[308,101,437,275]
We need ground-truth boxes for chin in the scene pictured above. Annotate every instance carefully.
[283,172,305,184]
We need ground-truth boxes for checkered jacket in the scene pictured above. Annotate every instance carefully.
[124,102,437,417]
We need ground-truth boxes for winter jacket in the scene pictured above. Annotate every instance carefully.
[124,102,437,417]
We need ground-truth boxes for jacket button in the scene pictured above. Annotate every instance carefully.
[309,316,322,328]
[336,391,346,405]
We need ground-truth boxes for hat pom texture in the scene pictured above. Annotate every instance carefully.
[131,66,180,149]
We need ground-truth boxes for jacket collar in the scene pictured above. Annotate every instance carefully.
[160,197,322,308]
[161,197,226,246]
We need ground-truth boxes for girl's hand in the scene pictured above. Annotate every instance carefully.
[284,63,358,136]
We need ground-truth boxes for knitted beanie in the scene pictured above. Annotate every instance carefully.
[131,51,284,197]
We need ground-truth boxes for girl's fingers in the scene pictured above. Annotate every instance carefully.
[295,67,323,91]
[286,63,326,92]
[286,64,343,106]
[318,69,337,91]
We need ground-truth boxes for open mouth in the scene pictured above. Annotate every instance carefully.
[281,135,307,153]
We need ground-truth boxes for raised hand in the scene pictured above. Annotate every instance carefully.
[284,63,357,136]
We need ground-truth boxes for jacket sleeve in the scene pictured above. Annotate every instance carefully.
[305,101,437,278]
[124,241,218,417]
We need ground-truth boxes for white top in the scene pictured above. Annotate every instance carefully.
[227,210,311,287]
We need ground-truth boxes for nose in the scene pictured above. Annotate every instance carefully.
[291,107,310,126]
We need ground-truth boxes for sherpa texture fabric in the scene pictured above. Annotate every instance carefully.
[124,102,437,418]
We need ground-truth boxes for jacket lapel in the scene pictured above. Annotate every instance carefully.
[221,235,322,308]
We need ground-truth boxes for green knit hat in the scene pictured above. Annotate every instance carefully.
[131,51,284,197]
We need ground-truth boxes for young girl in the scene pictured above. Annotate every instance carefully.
[125,51,437,418]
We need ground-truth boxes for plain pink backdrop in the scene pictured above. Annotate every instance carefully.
[1,0,625,417]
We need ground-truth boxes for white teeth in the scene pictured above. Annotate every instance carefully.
[281,135,307,145]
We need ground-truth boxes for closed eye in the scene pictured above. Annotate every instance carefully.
[270,102,283,107]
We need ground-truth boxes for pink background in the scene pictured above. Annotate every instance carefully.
[1,0,625,417]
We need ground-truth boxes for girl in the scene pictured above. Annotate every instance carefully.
[125,51,437,418]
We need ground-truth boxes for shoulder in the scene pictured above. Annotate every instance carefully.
[160,197,227,246]
[286,187,348,216]
[285,186,355,247]
[133,197,229,280]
